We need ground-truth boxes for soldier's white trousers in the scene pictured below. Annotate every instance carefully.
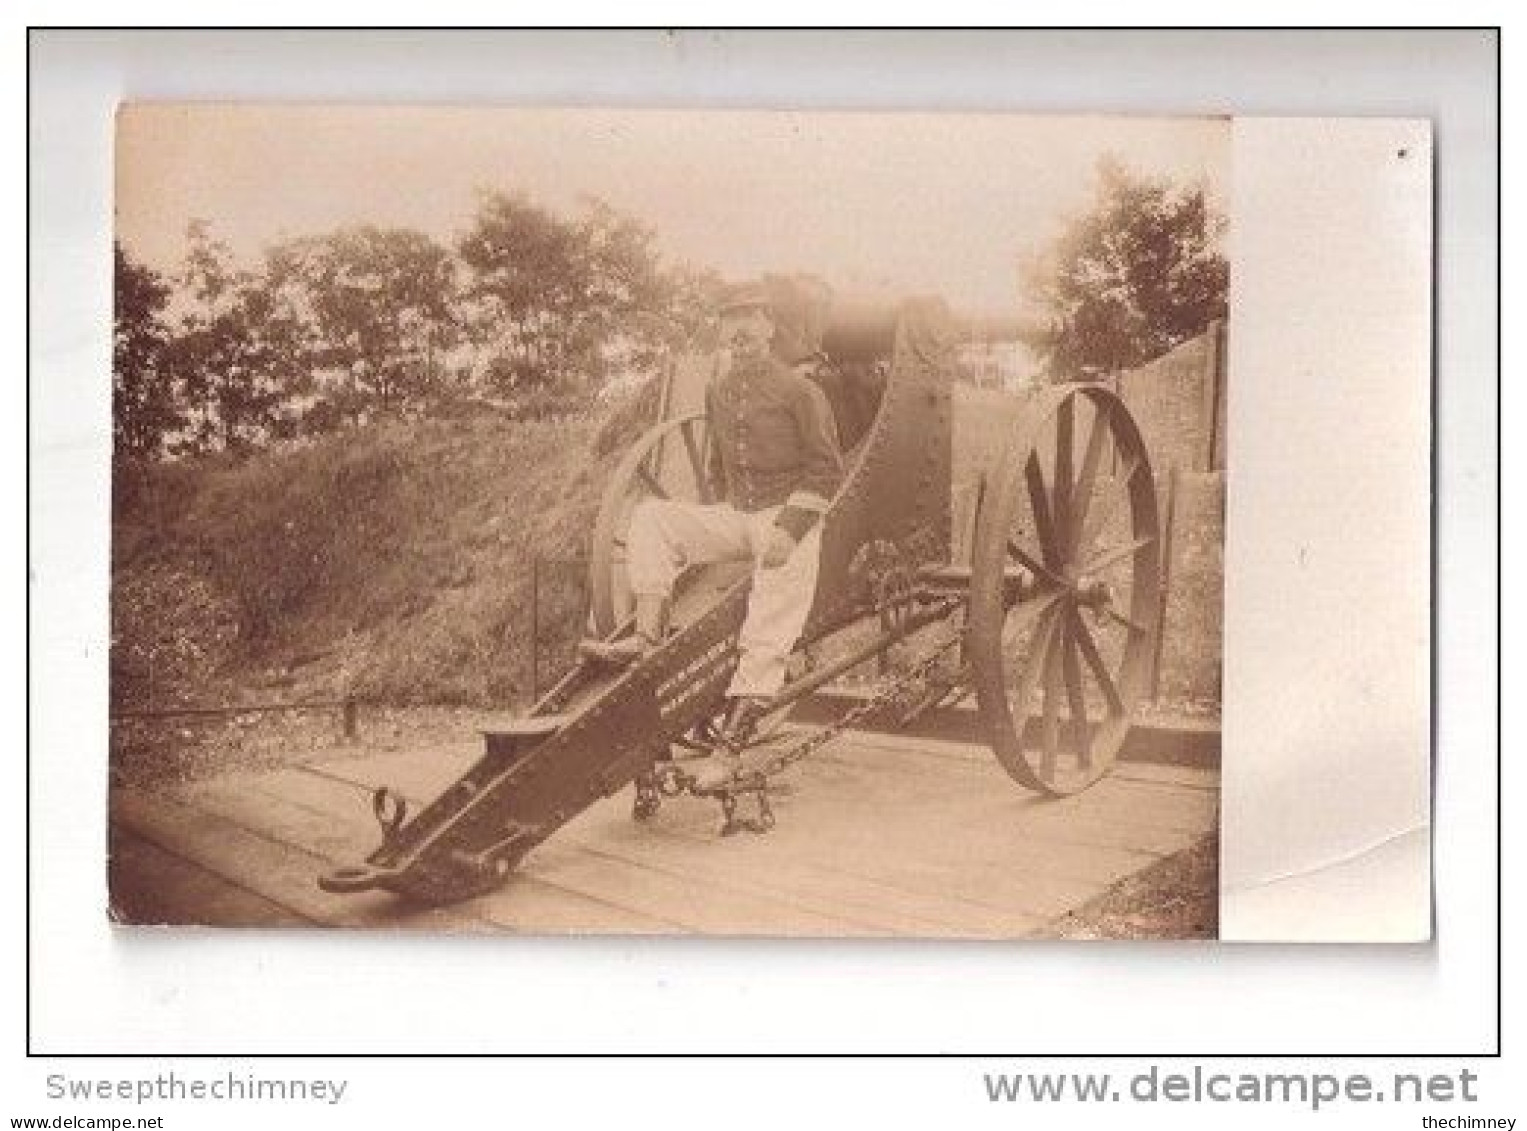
[625,498,822,698]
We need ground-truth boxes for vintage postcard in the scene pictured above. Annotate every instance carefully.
[106,106,1425,940]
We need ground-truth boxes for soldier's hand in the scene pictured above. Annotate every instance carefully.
[760,526,797,568]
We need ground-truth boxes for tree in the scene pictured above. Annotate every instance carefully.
[456,193,676,398]
[457,193,580,393]
[166,222,312,453]
[571,198,679,377]
[1020,157,1228,382]
[113,243,176,458]
[275,226,457,423]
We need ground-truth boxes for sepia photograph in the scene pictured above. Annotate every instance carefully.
[107,105,1231,937]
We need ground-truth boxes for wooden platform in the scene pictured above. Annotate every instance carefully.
[109,731,1218,937]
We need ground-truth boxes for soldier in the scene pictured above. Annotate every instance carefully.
[582,282,845,788]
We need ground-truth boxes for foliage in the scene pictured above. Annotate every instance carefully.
[111,380,660,705]
[117,190,698,458]
[269,226,458,424]
[456,192,681,396]
[113,243,177,457]
[1020,157,1228,381]
[164,222,313,453]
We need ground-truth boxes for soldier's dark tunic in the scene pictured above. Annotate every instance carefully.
[704,351,845,538]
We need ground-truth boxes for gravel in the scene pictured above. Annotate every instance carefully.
[1033,831,1219,940]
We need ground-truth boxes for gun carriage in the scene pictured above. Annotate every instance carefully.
[319,294,1161,905]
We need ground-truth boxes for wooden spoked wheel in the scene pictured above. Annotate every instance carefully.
[588,413,724,637]
[967,384,1161,796]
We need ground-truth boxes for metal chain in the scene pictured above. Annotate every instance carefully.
[638,602,966,823]
[746,618,965,783]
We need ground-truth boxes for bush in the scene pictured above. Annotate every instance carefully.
[110,379,660,707]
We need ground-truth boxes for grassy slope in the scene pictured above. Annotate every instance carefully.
[112,388,657,712]
[112,333,1225,716]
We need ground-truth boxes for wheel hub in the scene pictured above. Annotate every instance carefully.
[1071,575,1113,609]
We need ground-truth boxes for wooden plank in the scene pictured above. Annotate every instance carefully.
[548,763,1117,921]
[284,732,1213,934]
[266,769,686,934]
[788,740,1202,862]
[312,737,1182,925]
[815,737,1217,834]
[791,697,1223,768]
[841,735,1217,856]
[307,750,475,801]
[315,724,1221,805]
[111,789,491,931]
[519,838,874,936]
[108,822,312,928]
[555,804,1041,937]
[308,760,879,934]
[311,747,925,924]
[185,769,683,935]
[1042,776,1220,834]
[763,836,1106,921]
[977,807,1204,857]
[1112,761,1221,791]
[785,772,1159,883]
[818,730,992,766]
[836,727,1223,784]
[178,774,379,864]
[741,813,1133,920]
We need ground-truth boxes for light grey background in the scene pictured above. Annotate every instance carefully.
[28,29,1497,1052]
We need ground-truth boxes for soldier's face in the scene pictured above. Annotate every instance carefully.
[720,307,773,359]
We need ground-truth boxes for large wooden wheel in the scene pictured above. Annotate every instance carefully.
[588,413,724,637]
[967,384,1161,796]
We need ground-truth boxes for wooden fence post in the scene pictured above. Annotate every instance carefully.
[1150,464,1181,704]
[1202,318,1227,472]
[530,556,541,702]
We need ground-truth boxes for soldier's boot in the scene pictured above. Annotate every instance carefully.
[579,596,669,666]
[688,696,771,790]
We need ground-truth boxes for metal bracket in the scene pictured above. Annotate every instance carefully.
[631,771,664,821]
[371,787,408,845]
[717,780,776,836]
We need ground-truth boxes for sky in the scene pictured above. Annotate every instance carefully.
[116,105,1227,320]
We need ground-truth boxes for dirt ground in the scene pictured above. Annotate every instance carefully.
[1033,830,1219,940]
[109,703,499,790]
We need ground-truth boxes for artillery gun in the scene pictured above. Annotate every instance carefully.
[319,295,1161,905]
